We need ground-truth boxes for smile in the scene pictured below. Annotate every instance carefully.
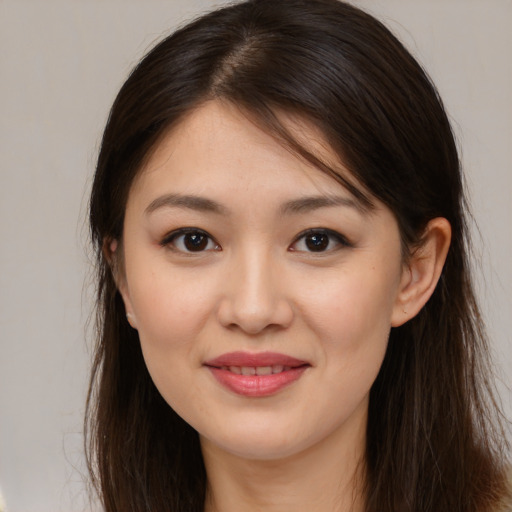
[219,365,291,375]
[204,352,310,397]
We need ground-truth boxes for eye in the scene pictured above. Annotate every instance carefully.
[161,228,220,253]
[290,229,350,253]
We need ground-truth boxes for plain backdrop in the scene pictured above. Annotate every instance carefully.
[0,1,510,511]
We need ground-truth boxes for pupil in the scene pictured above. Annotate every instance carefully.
[306,233,329,251]
[184,233,208,251]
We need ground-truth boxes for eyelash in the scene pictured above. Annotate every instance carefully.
[160,228,220,254]
[160,227,351,254]
[290,228,352,253]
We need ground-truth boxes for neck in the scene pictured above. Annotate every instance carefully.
[201,410,367,512]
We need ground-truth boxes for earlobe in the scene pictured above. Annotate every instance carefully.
[391,217,451,327]
[103,237,138,330]
[125,311,138,329]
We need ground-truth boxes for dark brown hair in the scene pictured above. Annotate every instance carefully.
[86,1,510,510]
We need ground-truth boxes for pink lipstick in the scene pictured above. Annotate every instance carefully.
[204,351,310,397]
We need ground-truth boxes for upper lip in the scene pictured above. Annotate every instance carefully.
[204,351,309,368]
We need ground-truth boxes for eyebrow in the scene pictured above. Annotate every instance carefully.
[279,195,366,215]
[145,193,228,216]
[144,193,367,217]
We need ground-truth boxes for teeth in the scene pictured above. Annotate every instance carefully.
[256,366,272,376]
[222,365,291,375]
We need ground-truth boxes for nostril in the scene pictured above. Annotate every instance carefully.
[216,295,294,334]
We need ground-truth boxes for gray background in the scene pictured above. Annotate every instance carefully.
[0,1,510,511]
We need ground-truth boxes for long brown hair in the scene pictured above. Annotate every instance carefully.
[86,1,510,510]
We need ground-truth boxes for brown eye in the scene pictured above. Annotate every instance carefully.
[183,232,208,251]
[161,229,220,253]
[305,233,330,252]
[290,229,350,253]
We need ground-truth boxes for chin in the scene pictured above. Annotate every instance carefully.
[198,419,320,462]
[209,437,304,461]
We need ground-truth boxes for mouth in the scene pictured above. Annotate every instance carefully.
[214,364,297,375]
[204,351,310,397]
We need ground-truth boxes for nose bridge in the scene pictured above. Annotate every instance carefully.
[217,242,293,334]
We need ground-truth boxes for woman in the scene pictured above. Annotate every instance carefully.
[86,0,510,510]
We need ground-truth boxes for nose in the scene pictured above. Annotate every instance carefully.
[216,247,294,335]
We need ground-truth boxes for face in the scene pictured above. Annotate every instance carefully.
[119,100,408,461]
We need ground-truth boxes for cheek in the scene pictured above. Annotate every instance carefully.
[128,261,217,345]
[301,264,399,349]
[123,258,222,400]
[128,270,218,411]
[297,268,396,425]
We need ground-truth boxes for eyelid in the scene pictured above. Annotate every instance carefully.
[160,227,221,253]
[159,227,350,254]
[289,228,352,252]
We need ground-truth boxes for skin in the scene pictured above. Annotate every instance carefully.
[115,100,451,512]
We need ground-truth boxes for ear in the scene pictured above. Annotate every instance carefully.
[103,237,138,329]
[391,217,451,327]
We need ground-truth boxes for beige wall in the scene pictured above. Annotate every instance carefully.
[0,1,510,510]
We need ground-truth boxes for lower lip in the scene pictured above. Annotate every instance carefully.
[207,366,309,397]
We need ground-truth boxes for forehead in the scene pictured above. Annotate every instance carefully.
[130,100,368,209]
